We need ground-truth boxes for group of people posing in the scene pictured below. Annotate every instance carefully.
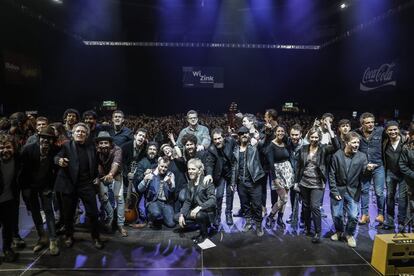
[1,108,414,264]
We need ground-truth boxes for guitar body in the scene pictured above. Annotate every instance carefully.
[124,192,139,223]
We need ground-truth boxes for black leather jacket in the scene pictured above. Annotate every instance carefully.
[231,143,266,186]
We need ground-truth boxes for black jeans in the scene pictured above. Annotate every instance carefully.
[215,176,234,216]
[26,188,57,240]
[238,180,263,225]
[62,185,100,239]
[300,186,324,234]
[175,211,212,238]
[0,199,18,252]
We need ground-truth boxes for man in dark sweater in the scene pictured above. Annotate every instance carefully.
[55,123,104,249]
[382,121,408,230]
[329,132,369,248]
[399,127,414,229]
[0,134,19,262]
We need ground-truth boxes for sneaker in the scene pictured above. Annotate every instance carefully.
[358,214,370,225]
[346,235,357,248]
[330,232,342,241]
[3,249,18,262]
[49,240,60,256]
[375,214,384,224]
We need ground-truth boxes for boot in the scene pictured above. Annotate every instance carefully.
[226,213,234,226]
[265,213,276,229]
[49,240,60,256]
[277,213,286,228]
[3,249,18,262]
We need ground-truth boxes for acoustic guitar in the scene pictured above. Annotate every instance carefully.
[124,162,139,223]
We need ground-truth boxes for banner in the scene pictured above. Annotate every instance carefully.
[360,62,397,92]
[183,67,223,88]
[3,51,41,85]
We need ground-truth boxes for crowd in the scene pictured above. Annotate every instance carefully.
[0,107,414,264]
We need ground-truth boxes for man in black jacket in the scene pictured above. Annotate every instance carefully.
[20,126,60,255]
[399,127,414,229]
[178,158,216,244]
[329,132,369,248]
[0,134,19,262]
[382,121,408,230]
[204,128,236,226]
[55,123,104,249]
[231,126,266,237]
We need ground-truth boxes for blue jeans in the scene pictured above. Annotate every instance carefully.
[147,201,175,227]
[360,165,385,216]
[215,177,234,216]
[331,192,359,236]
[99,180,125,226]
[385,170,408,225]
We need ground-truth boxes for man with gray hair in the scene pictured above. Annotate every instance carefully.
[55,123,104,249]
[176,110,211,151]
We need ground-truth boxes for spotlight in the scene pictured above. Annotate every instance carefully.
[52,0,63,4]
[340,3,347,9]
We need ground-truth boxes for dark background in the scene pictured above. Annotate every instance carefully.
[1,0,413,118]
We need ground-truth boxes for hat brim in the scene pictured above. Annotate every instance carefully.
[95,137,113,142]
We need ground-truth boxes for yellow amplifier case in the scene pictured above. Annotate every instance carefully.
[371,233,414,275]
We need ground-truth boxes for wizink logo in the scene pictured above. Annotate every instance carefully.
[192,70,214,83]
[360,63,396,91]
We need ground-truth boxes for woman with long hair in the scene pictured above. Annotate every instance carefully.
[265,125,294,229]
[296,127,338,243]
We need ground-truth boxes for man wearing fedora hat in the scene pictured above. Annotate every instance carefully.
[19,126,60,255]
[95,131,127,237]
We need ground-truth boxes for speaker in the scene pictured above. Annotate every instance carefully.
[371,233,414,275]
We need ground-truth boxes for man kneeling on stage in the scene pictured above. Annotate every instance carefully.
[177,158,216,244]
[137,157,176,229]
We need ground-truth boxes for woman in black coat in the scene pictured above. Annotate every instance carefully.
[296,127,338,243]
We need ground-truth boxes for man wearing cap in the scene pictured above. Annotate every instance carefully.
[19,126,60,255]
[95,131,127,237]
[231,126,267,237]
[382,121,408,230]
[55,122,104,249]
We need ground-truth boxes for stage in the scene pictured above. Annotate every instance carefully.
[0,191,385,275]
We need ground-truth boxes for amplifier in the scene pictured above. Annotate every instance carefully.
[371,233,414,275]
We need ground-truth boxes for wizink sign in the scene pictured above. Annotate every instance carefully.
[183,67,224,88]
[360,62,396,91]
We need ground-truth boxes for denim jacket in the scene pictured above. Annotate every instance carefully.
[356,126,385,166]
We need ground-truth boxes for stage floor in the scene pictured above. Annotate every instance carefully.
[0,190,390,275]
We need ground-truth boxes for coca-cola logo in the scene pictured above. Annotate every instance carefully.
[360,62,396,91]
